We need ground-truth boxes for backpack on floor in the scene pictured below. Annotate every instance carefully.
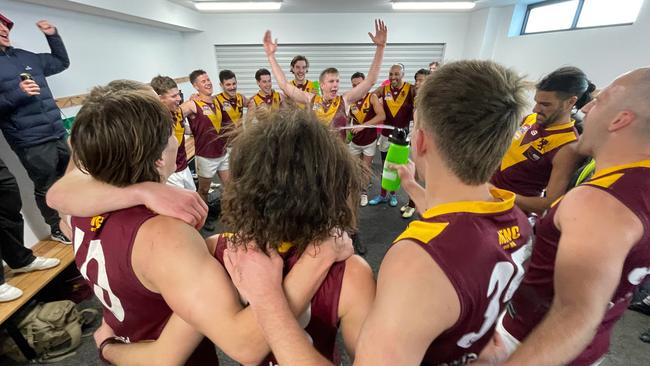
[0,300,97,363]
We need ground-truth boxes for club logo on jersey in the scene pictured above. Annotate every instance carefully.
[498,225,521,250]
[90,215,105,232]
[536,138,549,151]
[202,106,213,115]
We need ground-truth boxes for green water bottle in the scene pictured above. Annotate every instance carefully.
[312,80,321,96]
[381,128,410,191]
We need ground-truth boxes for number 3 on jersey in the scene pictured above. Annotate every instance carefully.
[457,243,530,348]
[74,227,126,321]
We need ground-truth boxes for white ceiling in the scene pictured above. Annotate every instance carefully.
[170,0,523,13]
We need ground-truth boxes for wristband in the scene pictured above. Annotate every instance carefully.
[99,336,125,365]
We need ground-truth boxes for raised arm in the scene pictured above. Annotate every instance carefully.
[515,142,583,215]
[343,20,387,105]
[35,20,70,76]
[264,31,312,105]
[502,186,643,366]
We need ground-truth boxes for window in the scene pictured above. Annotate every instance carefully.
[524,0,579,33]
[577,0,644,28]
[522,0,645,35]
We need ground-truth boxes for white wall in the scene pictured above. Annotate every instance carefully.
[1,0,192,245]
[463,8,500,60]
[183,12,471,80]
[487,2,650,87]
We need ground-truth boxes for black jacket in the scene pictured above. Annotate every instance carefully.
[0,32,69,149]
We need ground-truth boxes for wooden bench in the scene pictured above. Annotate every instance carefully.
[0,240,75,359]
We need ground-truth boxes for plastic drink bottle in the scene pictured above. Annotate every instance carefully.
[381,128,410,191]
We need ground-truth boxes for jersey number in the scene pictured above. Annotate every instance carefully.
[74,227,125,321]
[457,242,531,348]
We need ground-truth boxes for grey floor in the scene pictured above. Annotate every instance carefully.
[3,156,650,365]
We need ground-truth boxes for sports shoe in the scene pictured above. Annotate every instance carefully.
[368,195,388,206]
[400,204,410,213]
[360,194,369,207]
[0,283,23,302]
[389,195,398,207]
[12,257,61,274]
[51,228,72,244]
[402,206,416,219]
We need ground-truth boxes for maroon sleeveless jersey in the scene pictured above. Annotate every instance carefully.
[350,93,378,146]
[213,235,346,365]
[378,82,414,137]
[172,108,188,172]
[503,160,650,365]
[188,99,228,158]
[71,206,218,365]
[491,114,579,197]
[215,92,244,125]
[393,189,532,365]
[311,94,348,130]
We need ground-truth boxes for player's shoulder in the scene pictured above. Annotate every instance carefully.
[343,255,373,281]
[382,239,438,280]
[138,215,200,248]
[557,184,639,233]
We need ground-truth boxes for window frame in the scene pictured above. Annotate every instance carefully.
[521,0,640,35]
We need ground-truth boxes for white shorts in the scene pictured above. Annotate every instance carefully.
[196,153,230,178]
[495,312,605,366]
[166,166,196,191]
[349,140,377,157]
[378,134,391,153]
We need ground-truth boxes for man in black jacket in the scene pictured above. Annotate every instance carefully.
[0,13,71,243]
[0,157,60,302]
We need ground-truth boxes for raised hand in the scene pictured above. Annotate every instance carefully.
[263,30,278,56]
[36,20,57,35]
[368,19,387,47]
